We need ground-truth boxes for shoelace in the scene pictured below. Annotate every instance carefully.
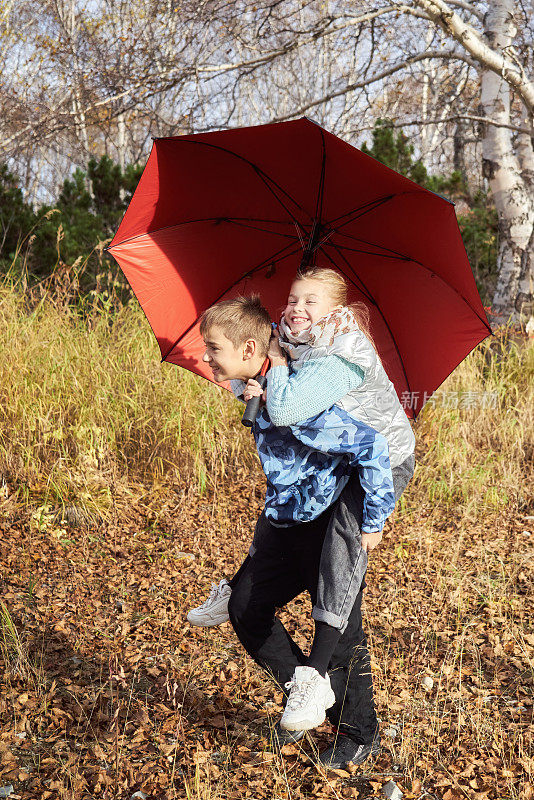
[197,581,224,610]
[284,675,316,710]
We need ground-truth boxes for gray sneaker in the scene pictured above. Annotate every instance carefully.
[318,736,381,769]
[269,722,305,750]
[186,579,231,626]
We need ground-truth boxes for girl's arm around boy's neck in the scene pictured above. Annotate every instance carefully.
[265,355,364,427]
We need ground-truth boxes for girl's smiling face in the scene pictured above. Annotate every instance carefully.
[283,278,339,333]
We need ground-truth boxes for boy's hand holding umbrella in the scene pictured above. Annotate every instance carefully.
[243,379,267,404]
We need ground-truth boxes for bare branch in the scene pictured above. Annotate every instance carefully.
[198,6,423,75]
[404,0,534,113]
[387,113,534,135]
[269,50,479,124]
[445,0,485,22]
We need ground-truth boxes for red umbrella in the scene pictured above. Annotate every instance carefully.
[108,117,491,418]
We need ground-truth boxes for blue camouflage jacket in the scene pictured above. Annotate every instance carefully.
[246,402,395,531]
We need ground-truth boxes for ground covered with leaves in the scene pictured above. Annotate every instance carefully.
[0,478,532,800]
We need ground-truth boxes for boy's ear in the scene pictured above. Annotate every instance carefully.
[243,338,256,360]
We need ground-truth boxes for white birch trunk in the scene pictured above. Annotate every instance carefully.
[481,0,534,320]
[117,110,127,201]
[57,0,92,188]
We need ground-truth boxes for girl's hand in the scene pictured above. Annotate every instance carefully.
[361,530,383,553]
[267,329,286,365]
[243,378,267,403]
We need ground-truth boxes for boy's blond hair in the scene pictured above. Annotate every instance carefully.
[199,295,272,357]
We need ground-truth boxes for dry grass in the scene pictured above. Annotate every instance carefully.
[406,327,533,522]
[1,281,532,528]
[0,283,257,519]
[0,601,44,690]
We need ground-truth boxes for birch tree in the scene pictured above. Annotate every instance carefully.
[406,0,534,319]
[479,1,533,317]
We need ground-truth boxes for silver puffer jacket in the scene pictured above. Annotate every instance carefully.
[290,329,415,469]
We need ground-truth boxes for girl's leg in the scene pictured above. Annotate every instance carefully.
[305,621,342,677]
[319,455,416,746]
[305,469,367,682]
[312,469,368,633]
[325,586,378,744]
[312,454,416,636]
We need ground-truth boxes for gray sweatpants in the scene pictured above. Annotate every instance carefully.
[312,454,415,633]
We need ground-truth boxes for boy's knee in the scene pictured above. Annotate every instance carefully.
[227,580,247,626]
[228,574,275,633]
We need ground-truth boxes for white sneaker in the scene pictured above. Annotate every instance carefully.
[280,666,336,731]
[186,579,231,627]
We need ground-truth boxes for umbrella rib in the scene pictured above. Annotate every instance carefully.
[314,128,327,225]
[319,242,414,404]
[108,217,300,250]
[313,226,336,252]
[226,220,298,240]
[301,126,327,269]
[327,195,395,228]
[174,139,311,215]
[293,220,306,250]
[334,231,418,258]
[250,166,310,241]
[328,190,432,229]
[324,242,414,261]
[325,241,492,331]
[167,138,313,235]
[318,248,376,306]
[160,243,304,363]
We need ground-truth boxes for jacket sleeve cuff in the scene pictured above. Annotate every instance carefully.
[230,379,247,403]
[361,521,385,534]
[267,364,290,381]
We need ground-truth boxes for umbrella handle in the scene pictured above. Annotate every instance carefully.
[241,359,269,428]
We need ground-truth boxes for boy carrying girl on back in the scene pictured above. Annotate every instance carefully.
[185,287,406,764]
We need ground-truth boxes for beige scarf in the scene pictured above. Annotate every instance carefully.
[278,306,361,360]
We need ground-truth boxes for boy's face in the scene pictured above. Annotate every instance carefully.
[202,326,258,382]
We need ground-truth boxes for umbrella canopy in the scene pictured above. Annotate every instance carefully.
[108,117,491,417]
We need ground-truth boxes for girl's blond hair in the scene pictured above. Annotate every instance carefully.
[295,266,377,349]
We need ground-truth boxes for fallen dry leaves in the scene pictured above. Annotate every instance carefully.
[0,477,532,800]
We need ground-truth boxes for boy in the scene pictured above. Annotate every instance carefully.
[187,295,396,758]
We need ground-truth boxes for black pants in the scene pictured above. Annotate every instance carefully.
[227,505,378,745]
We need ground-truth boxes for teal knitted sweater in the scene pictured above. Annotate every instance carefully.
[266,355,364,426]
